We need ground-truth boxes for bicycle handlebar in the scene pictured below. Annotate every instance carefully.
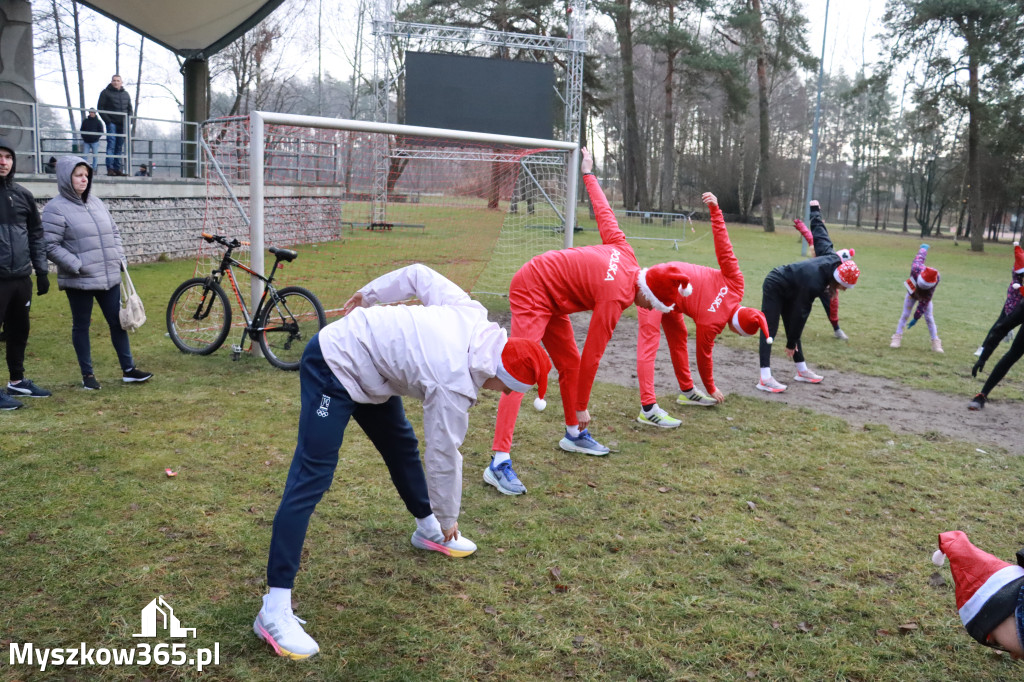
[201,233,248,249]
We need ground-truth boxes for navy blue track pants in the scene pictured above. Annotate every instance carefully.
[266,334,432,589]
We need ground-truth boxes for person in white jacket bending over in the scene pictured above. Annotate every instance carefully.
[254,263,551,661]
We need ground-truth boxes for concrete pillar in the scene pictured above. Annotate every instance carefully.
[182,57,209,178]
[0,0,38,172]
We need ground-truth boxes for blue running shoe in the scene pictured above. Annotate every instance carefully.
[484,460,527,495]
[558,428,610,456]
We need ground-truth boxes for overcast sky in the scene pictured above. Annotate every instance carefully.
[31,0,891,128]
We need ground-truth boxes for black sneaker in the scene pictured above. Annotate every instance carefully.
[967,393,986,411]
[122,368,153,383]
[7,379,52,398]
[82,375,101,390]
[0,391,24,410]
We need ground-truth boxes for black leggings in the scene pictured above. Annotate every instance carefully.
[0,277,32,382]
[760,273,807,368]
[979,303,1024,398]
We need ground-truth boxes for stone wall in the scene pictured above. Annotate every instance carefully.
[26,178,346,264]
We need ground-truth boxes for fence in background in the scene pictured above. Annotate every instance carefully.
[0,97,200,177]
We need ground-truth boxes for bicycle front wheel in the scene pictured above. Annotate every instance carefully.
[166,278,232,355]
[258,286,327,370]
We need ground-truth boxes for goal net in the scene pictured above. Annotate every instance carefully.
[199,114,577,317]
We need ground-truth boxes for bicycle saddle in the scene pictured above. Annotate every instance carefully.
[269,247,298,262]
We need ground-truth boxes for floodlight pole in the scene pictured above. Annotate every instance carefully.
[803,0,829,257]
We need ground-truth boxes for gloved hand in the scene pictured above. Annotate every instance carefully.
[809,200,820,210]
[36,273,50,296]
[921,243,930,250]
[972,359,985,378]
[907,318,917,328]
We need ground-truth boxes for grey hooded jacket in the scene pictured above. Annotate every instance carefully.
[43,156,125,291]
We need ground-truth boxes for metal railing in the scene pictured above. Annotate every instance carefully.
[0,97,201,178]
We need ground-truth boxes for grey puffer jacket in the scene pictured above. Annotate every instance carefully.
[43,156,125,291]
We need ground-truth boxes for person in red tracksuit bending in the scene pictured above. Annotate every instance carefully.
[634,192,771,428]
[485,147,693,496]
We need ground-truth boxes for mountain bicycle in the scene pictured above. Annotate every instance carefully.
[166,233,327,370]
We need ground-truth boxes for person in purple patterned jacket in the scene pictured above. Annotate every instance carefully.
[890,244,943,352]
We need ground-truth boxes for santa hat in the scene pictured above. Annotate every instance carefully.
[836,248,855,261]
[833,260,860,289]
[638,263,693,313]
[729,307,772,344]
[932,530,1024,647]
[496,337,552,411]
[1013,242,1023,279]
[916,266,939,290]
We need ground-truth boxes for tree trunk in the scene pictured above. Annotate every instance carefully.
[133,36,144,137]
[659,45,676,212]
[751,0,774,232]
[967,28,983,252]
[72,1,84,112]
[52,0,76,134]
[612,0,649,210]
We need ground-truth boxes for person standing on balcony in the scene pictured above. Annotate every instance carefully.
[97,75,132,176]
[79,108,104,171]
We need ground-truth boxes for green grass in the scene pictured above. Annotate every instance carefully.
[1,224,1022,680]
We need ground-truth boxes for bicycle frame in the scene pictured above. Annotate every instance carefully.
[206,244,285,349]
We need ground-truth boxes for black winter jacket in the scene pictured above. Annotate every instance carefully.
[80,116,105,144]
[763,209,842,326]
[97,84,132,128]
[0,137,47,281]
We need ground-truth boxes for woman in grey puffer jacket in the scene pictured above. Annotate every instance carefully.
[42,156,152,390]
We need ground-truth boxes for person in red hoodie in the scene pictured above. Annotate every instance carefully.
[634,192,771,427]
[485,147,693,496]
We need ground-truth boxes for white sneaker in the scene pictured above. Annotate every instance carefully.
[834,328,848,340]
[253,595,320,660]
[756,376,787,393]
[411,528,477,558]
[931,337,944,353]
[794,368,824,383]
[636,405,682,428]
[890,333,902,348]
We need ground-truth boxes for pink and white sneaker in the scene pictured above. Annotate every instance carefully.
[794,368,824,383]
[411,529,477,558]
[756,376,788,393]
[253,595,319,660]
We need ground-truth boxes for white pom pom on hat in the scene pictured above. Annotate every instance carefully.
[534,397,547,411]
[932,549,946,566]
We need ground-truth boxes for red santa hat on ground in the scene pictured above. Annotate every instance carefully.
[833,260,860,289]
[638,263,693,313]
[728,307,772,344]
[1013,242,1023,288]
[496,338,552,411]
[932,530,1024,647]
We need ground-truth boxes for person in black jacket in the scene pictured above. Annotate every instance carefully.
[0,137,52,409]
[80,108,104,171]
[756,201,861,393]
[97,75,132,176]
